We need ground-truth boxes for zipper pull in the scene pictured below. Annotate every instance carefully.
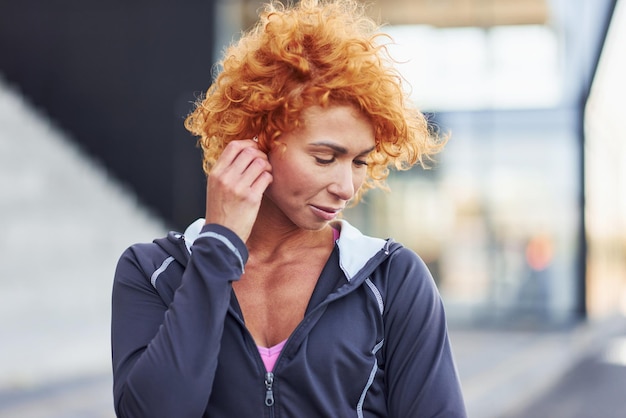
[264,371,275,407]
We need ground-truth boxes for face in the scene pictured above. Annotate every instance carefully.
[262,104,375,230]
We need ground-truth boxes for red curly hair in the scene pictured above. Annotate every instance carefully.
[185,0,446,198]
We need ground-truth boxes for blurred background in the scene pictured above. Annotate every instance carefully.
[1,0,625,417]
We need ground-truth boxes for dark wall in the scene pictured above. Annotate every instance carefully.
[0,0,217,228]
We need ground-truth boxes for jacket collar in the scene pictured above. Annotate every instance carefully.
[179,218,388,281]
[182,218,207,253]
[331,220,387,281]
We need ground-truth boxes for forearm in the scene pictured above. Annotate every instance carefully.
[112,225,247,418]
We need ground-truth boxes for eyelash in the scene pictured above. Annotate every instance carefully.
[315,157,335,165]
[315,157,368,167]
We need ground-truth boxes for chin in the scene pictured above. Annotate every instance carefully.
[292,217,331,232]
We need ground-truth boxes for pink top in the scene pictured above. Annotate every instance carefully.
[256,226,340,371]
[258,339,287,372]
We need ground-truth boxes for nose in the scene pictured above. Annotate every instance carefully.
[328,163,355,201]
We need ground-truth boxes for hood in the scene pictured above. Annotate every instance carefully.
[152,220,206,267]
[330,220,388,281]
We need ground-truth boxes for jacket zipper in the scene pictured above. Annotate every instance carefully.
[244,245,396,416]
[227,302,278,414]
[264,371,275,416]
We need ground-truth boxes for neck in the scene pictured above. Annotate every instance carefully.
[245,199,333,261]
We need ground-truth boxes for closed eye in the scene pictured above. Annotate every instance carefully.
[315,156,335,165]
[354,159,368,167]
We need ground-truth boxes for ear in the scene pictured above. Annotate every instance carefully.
[269,140,288,157]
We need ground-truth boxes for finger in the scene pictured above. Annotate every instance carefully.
[210,153,270,200]
[213,139,261,172]
[250,170,273,196]
[215,151,268,196]
[217,141,268,177]
[238,156,272,192]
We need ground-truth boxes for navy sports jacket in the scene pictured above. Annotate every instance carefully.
[111,219,467,417]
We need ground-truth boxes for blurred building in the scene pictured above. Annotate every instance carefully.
[1,0,624,328]
[0,0,218,227]
[343,0,624,327]
[585,0,626,320]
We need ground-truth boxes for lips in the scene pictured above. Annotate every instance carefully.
[310,205,343,221]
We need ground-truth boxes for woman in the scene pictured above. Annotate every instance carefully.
[111,0,467,417]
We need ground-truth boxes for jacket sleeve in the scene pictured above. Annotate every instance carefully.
[111,224,247,418]
[382,248,467,418]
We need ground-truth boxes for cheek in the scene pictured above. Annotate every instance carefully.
[268,160,310,197]
[353,169,369,189]
[286,172,318,196]
[268,152,332,197]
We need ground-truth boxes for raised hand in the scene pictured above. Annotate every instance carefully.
[205,139,273,242]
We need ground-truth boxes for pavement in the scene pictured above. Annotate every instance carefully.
[2,75,626,418]
[509,329,626,418]
[453,316,626,417]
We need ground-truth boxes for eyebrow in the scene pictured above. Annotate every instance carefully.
[310,141,375,156]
